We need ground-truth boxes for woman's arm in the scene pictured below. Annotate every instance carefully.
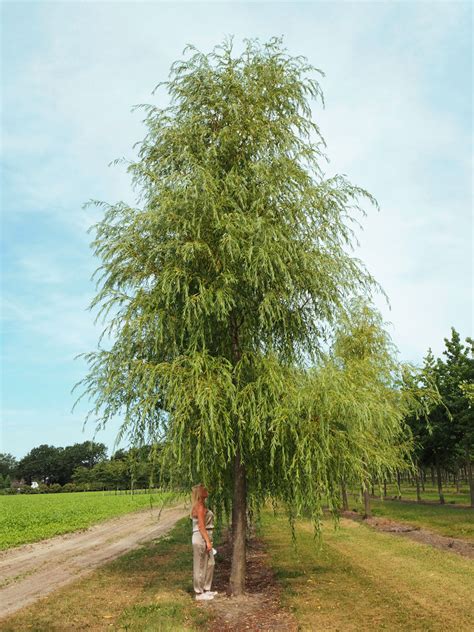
[197,504,212,552]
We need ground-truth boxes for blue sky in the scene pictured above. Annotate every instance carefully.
[1,1,472,460]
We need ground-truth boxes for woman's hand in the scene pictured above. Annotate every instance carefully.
[206,540,212,553]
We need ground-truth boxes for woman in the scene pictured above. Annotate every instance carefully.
[191,483,216,601]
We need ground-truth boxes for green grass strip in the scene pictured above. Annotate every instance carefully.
[350,498,474,541]
[260,510,474,631]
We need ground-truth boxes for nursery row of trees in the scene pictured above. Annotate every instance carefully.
[407,327,473,506]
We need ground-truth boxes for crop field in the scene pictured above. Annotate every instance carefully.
[0,490,181,550]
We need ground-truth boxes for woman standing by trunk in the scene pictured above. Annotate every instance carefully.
[191,484,216,600]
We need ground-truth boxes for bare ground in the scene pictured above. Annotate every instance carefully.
[343,510,474,559]
[0,504,187,620]
[199,531,298,632]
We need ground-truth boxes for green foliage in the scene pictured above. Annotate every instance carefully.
[408,328,474,471]
[74,37,432,537]
[72,445,165,489]
[17,441,108,486]
[0,453,18,478]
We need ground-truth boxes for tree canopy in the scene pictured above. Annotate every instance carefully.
[74,37,435,594]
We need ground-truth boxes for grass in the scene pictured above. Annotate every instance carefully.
[1,518,212,632]
[368,482,470,505]
[2,505,473,631]
[0,490,181,550]
[260,510,474,631]
[349,497,474,541]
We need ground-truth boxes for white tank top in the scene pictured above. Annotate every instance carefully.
[192,509,214,533]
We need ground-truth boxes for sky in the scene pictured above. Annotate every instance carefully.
[1,1,472,460]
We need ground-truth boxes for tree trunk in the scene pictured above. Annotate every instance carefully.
[421,469,425,492]
[396,470,401,499]
[229,450,247,596]
[435,457,445,505]
[415,467,421,503]
[362,485,371,519]
[466,446,474,508]
[341,481,349,511]
[383,479,387,498]
[228,311,247,595]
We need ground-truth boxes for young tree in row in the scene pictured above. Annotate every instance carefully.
[0,453,18,479]
[441,330,474,506]
[405,329,473,506]
[75,37,424,595]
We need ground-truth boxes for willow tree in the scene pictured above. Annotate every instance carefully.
[75,37,407,595]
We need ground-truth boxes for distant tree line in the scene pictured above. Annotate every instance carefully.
[360,327,473,513]
[404,327,473,506]
[0,442,169,493]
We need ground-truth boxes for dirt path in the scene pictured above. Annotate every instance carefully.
[343,511,474,559]
[0,504,187,620]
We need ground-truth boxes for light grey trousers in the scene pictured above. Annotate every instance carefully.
[192,531,215,593]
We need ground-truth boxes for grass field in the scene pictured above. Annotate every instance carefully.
[0,490,181,550]
[349,497,474,541]
[3,510,473,631]
[260,511,474,631]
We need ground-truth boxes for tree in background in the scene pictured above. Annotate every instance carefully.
[317,302,439,519]
[61,441,108,483]
[437,329,474,506]
[17,441,107,486]
[73,459,129,489]
[405,330,473,506]
[75,37,430,595]
[17,445,62,485]
[0,453,18,480]
[417,349,454,504]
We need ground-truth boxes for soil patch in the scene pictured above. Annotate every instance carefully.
[200,530,298,631]
[344,511,474,559]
